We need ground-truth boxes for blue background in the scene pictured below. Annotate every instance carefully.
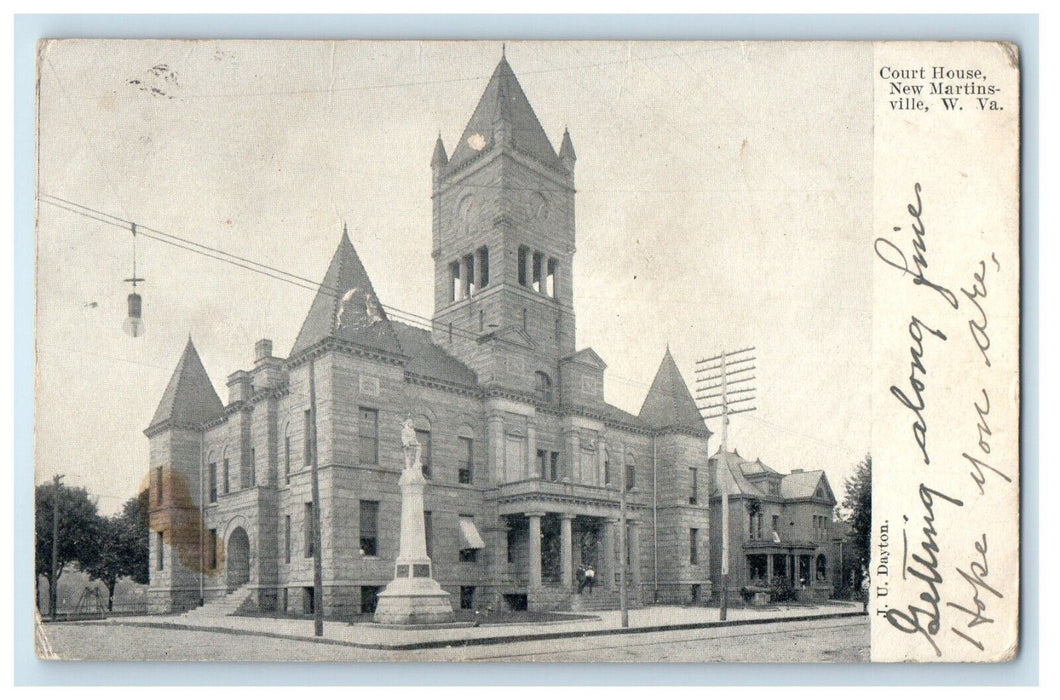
[13,13,1040,686]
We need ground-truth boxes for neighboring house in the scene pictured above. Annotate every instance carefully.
[708,450,837,603]
[145,54,713,616]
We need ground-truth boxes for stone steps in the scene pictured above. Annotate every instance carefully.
[178,585,252,620]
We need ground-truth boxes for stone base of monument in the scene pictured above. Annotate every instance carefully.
[373,561,455,625]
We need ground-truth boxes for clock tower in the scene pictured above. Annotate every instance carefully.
[430,54,577,393]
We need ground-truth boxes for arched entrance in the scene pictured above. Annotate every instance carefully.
[227,527,250,591]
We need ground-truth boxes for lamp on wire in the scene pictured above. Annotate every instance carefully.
[123,222,146,338]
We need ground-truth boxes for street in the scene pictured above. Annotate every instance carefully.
[42,616,868,663]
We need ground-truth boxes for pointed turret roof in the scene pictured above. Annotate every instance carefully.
[447,56,560,171]
[431,134,448,167]
[290,229,402,358]
[639,348,711,436]
[147,336,223,432]
[559,127,576,162]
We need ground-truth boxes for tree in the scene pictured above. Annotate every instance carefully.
[841,454,872,574]
[83,490,150,611]
[35,483,103,615]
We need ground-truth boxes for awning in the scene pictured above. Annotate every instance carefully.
[459,516,486,550]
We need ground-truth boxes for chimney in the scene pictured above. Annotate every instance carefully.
[255,338,273,364]
[227,370,251,404]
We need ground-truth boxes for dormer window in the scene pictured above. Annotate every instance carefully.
[534,371,552,402]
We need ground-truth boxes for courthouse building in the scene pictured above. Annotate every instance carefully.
[145,55,719,616]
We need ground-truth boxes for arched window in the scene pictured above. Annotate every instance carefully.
[816,554,828,581]
[534,371,552,402]
[625,454,636,491]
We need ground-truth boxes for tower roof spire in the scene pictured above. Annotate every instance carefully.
[446,55,560,171]
[147,336,223,432]
[290,229,402,358]
[639,348,711,436]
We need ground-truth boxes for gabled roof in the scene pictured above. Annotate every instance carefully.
[391,322,478,389]
[290,229,403,358]
[447,56,560,172]
[780,470,835,504]
[562,347,607,370]
[638,348,710,436]
[147,337,223,431]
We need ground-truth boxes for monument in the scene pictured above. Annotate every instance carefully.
[373,417,455,624]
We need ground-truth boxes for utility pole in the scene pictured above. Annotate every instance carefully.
[695,347,756,622]
[618,460,629,628]
[50,474,64,621]
[308,357,324,637]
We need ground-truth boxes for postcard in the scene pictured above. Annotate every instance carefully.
[33,39,1019,663]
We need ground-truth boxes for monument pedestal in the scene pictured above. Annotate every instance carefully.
[373,426,454,625]
[373,559,454,625]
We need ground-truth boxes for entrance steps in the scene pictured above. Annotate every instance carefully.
[178,585,253,621]
[570,588,628,612]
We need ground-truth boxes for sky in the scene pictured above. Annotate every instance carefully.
[35,40,873,514]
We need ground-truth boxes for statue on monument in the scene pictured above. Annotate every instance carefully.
[401,416,422,472]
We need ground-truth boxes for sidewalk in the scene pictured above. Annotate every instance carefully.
[84,602,864,651]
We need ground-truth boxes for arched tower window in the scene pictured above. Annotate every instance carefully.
[534,371,552,402]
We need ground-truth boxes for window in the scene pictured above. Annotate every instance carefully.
[507,528,517,563]
[207,529,217,570]
[416,428,432,479]
[304,502,315,558]
[284,515,291,563]
[303,410,312,465]
[690,528,699,564]
[361,586,380,614]
[458,436,474,484]
[534,371,552,402]
[532,252,543,293]
[223,458,230,494]
[689,468,698,505]
[816,554,828,581]
[359,408,378,464]
[460,586,475,610]
[360,500,379,556]
[284,436,291,485]
[604,451,611,485]
[537,449,548,479]
[625,455,636,491]
[459,515,484,562]
[772,514,780,536]
[424,511,433,559]
[156,531,164,570]
[546,258,557,298]
[449,261,461,301]
[249,448,256,487]
[518,246,529,287]
[477,246,489,288]
[550,451,561,482]
[208,463,218,503]
[156,467,164,504]
[463,253,475,297]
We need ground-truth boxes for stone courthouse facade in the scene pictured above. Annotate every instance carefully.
[145,55,716,616]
